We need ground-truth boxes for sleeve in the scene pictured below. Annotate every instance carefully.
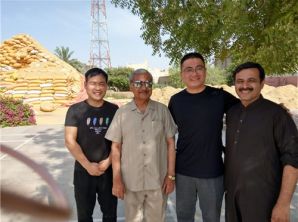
[223,89,239,113]
[105,109,122,143]
[163,106,177,138]
[168,96,177,123]
[64,106,78,127]
[274,108,298,168]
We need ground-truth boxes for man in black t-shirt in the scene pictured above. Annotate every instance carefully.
[168,52,238,222]
[65,68,118,222]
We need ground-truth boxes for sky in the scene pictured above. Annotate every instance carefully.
[1,0,171,69]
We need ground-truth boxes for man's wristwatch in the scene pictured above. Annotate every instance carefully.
[168,175,176,181]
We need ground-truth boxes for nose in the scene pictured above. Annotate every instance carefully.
[242,81,250,88]
[94,84,102,89]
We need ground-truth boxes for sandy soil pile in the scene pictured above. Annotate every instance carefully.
[151,85,298,110]
[0,34,83,107]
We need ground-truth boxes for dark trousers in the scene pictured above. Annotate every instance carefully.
[74,167,117,222]
[225,189,276,222]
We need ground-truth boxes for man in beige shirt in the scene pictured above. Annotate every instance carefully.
[105,69,177,222]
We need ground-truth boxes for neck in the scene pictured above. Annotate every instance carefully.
[242,95,261,107]
[186,85,206,94]
[86,99,104,107]
[134,98,149,112]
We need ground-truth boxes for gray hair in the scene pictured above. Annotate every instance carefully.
[129,68,153,82]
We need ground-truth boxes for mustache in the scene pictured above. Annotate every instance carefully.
[239,87,253,92]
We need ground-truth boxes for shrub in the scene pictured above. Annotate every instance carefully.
[169,66,184,88]
[108,76,130,91]
[206,65,228,85]
[0,96,36,127]
[106,67,133,91]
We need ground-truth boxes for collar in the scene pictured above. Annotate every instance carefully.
[128,99,155,112]
[241,95,264,110]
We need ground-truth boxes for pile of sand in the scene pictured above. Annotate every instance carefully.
[0,34,83,107]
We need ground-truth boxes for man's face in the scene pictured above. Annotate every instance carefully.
[84,74,108,103]
[181,58,206,91]
[235,68,264,107]
[130,73,152,101]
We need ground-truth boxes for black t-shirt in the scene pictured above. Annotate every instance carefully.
[65,100,118,171]
[168,86,239,178]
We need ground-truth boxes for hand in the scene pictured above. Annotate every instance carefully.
[162,176,175,195]
[97,157,111,172]
[271,203,290,222]
[85,162,104,176]
[112,177,125,200]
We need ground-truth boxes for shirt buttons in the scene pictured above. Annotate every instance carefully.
[143,141,146,144]
[234,141,238,144]
[236,129,240,133]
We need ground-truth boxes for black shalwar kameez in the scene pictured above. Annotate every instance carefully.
[225,96,298,222]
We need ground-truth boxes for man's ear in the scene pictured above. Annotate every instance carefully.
[260,80,265,89]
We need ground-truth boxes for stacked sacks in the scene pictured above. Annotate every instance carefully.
[0,34,82,107]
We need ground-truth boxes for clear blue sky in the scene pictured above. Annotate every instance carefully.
[1,0,171,69]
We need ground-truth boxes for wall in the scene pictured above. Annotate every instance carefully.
[265,75,297,87]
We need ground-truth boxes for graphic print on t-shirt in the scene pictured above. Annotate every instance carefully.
[86,116,110,134]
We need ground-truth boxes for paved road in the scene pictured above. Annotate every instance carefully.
[1,125,297,221]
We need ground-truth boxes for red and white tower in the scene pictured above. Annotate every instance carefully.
[89,0,111,68]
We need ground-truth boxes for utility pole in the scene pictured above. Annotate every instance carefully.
[89,0,111,68]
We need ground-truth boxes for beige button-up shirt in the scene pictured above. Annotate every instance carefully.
[105,99,177,192]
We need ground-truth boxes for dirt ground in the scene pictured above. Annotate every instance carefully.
[32,98,131,125]
[33,106,69,125]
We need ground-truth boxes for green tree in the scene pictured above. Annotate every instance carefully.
[206,66,228,85]
[111,0,298,74]
[54,46,85,73]
[168,66,183,88]
[105,67,134,91]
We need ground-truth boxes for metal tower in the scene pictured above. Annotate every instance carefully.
[89,0,111,68]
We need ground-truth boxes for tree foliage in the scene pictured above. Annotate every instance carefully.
[168,66,183,88]
[54,46,85,73]
[111,0,298,74]
[105,67,134,91]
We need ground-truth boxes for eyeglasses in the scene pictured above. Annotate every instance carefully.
[132,80,153,88]
[183,66,206,74]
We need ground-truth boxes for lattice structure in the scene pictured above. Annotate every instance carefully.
[89,0,111,68]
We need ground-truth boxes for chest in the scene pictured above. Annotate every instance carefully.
[173,95,224,125]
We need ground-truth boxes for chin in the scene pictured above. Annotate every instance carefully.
[92,97,104,101]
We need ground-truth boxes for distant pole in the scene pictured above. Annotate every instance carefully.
[89,0,111,69]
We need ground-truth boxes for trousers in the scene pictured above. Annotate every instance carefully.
[73,167,117,222]
[176,174,224,222]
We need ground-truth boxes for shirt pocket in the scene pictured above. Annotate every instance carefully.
[151,119,164,137]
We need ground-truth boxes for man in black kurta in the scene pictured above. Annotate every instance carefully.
[225,62,298,222]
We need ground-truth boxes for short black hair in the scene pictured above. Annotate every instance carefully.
[180,52,205,68]
[232,62,265,81]
[85,68,108,82]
